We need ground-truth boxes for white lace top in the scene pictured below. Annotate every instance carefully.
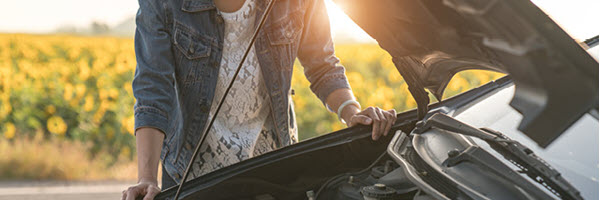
[189,0,279,179]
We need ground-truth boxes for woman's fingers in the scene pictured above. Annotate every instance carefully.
[124,186,141,200]
[348,107,398,141]
[143,185,161,200]
[360,107,380,140]
[122,182,160,200]
[349,114,372,127]
[374,107,386,140]
[383,109,397,136]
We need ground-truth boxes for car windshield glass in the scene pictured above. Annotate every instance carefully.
[451,84,599,199]
[419,113,584,199]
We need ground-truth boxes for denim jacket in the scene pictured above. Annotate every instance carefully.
[133,0,350,183]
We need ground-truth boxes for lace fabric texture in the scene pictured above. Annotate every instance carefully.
[189,0,279,179]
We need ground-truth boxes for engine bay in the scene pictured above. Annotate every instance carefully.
[311,154,422,200]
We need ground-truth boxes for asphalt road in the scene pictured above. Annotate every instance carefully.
[0,181,134,200]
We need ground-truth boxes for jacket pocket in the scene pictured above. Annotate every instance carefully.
[173,22,212,59]
[266,12,303,45]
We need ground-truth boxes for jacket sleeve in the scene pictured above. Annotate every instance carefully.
[132,0,176,137]
[297,0,352,106]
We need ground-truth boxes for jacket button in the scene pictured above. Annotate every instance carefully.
[188,47,195,54]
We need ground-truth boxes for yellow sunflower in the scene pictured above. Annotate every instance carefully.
[45,105,56,115]
[47,116,67,135]
[3,122,16,139]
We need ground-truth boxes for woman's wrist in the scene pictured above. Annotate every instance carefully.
[324,89,360,124]
[136,162,159,184]
[138,176,158,184]
[340,104,361,124]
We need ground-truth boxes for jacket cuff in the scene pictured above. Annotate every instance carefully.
[134,106,169,137]
[315,74,352,106]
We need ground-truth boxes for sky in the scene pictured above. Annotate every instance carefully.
[0,0,597,42]
[0,0,139,33]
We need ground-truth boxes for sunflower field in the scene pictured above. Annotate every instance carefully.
[0,33,503,179]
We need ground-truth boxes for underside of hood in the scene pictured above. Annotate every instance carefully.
[336,0,599,147]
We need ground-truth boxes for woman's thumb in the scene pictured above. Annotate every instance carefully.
[352,115,372,126]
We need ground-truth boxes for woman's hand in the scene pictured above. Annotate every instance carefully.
[122,179,160,200]
[344,106,397,140]
[325,89,397,141]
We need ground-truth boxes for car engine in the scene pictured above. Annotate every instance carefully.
[310,155,430,200]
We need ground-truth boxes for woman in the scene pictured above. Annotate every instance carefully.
[122,0,397,199]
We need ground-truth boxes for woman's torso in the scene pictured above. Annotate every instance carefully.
[188,0,280,178]
[160,0,304,182]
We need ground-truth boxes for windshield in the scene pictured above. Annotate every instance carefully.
[450,84,599,199]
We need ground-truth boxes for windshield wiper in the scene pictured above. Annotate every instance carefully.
[415,113,583,200]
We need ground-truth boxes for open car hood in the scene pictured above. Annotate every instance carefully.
[337,0,599,147]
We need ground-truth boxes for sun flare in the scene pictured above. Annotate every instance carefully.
[324,0,375,44]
